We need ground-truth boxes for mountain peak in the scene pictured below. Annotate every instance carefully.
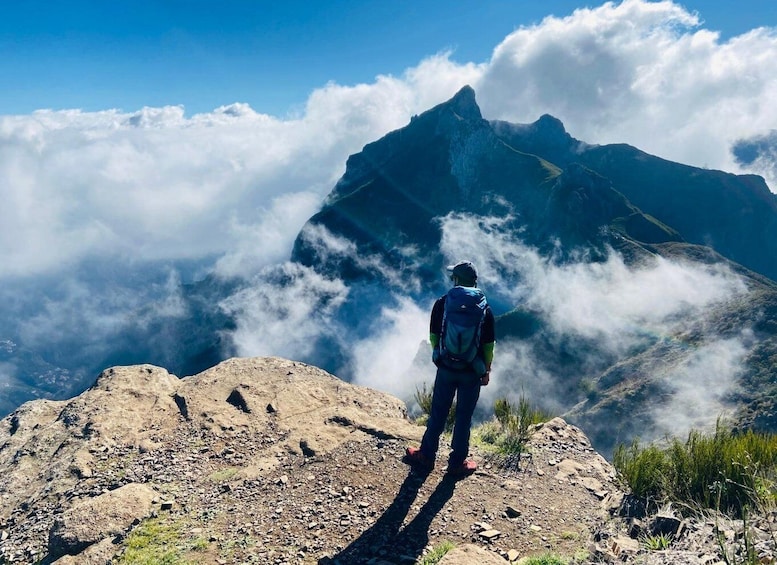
[491,113,582,166]
[534,113,569,137]
[444,84,482,121]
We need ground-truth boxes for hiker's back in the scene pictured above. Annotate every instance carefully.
[437,286,487,372]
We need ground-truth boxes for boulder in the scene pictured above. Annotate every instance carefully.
[48,483,157,559]
[438,543,505,564]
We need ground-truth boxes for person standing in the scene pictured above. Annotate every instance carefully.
[405,260,495,477]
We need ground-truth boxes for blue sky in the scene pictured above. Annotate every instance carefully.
[2,0,774,116]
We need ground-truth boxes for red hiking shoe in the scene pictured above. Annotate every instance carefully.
[447,459,477,478]
[404,446,434,471]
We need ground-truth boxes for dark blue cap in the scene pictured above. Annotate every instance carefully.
[447,260,477,285]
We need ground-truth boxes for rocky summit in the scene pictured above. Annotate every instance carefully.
[1,356,773,564]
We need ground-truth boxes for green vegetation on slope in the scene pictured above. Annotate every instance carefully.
[413,390,552,459]
[117,517,192,565]
[475,397,553,457]
[614,420,777,518]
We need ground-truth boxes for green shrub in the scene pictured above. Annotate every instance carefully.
[614,420,777,518]
[612,440,668,503]
[415,382,455,431]
[678,425,777,515]
[415,382,434,415]
[475,419,502,445]
[476,395,552,457]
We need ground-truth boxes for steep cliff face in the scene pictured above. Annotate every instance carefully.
[291,86,677,285]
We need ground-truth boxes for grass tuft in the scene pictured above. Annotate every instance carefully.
[417,540,455,564]
[208,467,239,483]
[414,382,455,431]
[614,419,777,518]
[520,552,568,565]
[475,395,551,458]
[641,532,673,551]
[117,517,192,565]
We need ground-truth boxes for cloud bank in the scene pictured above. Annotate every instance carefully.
[650,333,750,439]
[340,213,752,439]
[477,0,777,185]
[219,262,349,362]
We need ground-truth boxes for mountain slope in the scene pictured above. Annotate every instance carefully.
[0,357,754,565]
[0,357,611,563]
[492,114,777,281]
[292,86,680,283]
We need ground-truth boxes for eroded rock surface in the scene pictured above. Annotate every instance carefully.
[48,483,157,559]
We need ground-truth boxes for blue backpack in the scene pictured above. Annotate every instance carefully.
[437,286,487,373]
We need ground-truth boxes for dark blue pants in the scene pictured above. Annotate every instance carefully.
[420,365,481,467]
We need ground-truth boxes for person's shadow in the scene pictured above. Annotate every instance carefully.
[321,470,460,564]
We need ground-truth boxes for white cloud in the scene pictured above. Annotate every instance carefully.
[349,296,431,399]
[649,333,750,440]
[526,253,749,356]
[475,0,777,185]
[16,268,186,357]
[0,97,409,279]
[295,223,424,291]
[440,212,748,348]
[283,210,755,432]
[479,338,566,415]
[435,212,752,429]
[218,262,349,361]
[213,191,322,279]
[0,361,15,385]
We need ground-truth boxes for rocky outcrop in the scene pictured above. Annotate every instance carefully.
[438,543,506,564]
[0,357,420,562]
[48,483,157,559]
[1,356,773,564]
